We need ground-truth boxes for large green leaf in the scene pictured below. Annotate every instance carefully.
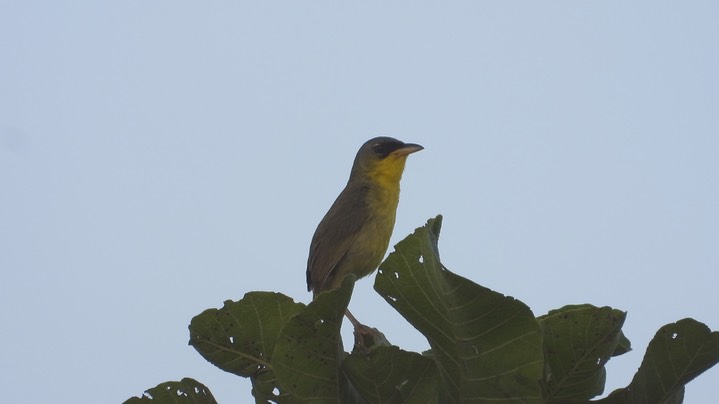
[123,378,217,404]
[538,304,628,402]
[188,292,305,402]
[343,346,441,403]
[597,318,719,403]
[272,275,359,403]
[374,215,544,403]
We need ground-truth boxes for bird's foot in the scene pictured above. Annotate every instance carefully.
[351,323,391,353]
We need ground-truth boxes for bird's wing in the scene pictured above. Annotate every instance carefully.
[307,182,369,293]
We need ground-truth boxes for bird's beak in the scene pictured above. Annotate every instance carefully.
[392,143,424,157]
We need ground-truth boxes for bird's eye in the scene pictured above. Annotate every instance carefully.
[372,141,402,158]
[372,143,387,157]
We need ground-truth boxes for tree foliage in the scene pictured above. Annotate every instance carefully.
[125,216,719,403]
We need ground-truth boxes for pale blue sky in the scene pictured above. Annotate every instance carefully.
[1,2,717,403]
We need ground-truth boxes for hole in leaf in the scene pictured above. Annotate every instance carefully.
[418,255,424,263]
[273,387,280,396]
[229,336,234,344]
[393,272,400,279]
[388,296,398,302]
[672,332,678,339]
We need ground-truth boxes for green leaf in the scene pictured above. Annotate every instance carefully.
[188,291,305,402]
[343,346,441,403]
[374,215,544,403]
[251,367,293,404]
[597,318,719,404]
[613,330,632,357]
[123,378,217,404]
[272,274,358,403]
[538,304,628,402]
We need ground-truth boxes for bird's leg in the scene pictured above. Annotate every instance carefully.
[345,309,389,352]
[344,309,364,329]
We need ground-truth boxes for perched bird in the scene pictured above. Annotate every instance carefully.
[306,137,423,329]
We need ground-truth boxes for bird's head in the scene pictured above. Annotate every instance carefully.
[350,136,423,184]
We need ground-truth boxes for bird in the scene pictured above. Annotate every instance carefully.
[306,136,423,334]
